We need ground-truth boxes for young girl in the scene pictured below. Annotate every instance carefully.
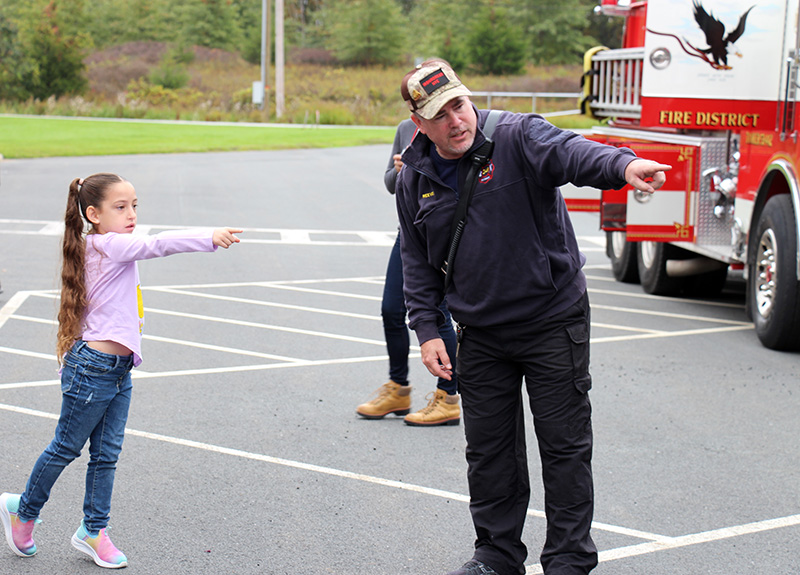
[0,173,241,569]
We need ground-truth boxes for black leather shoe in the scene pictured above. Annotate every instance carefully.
[446,560,499,575]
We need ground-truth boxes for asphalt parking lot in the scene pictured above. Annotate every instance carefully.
[0,146,798,575]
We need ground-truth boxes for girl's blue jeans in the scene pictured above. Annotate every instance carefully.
[382,234,458,394]
[18,341,133,534]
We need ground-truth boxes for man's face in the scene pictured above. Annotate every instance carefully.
[412,97,477,160]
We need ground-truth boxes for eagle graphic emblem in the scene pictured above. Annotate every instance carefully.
[647,1,755,71]
[691,0,754,69]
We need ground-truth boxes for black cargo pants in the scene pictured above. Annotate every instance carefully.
[456,291,596,575]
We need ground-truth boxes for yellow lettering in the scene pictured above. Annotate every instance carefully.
[422,192,434,198]
[745,131,774,147]
[673,222,691,239]
[659,110,694,126]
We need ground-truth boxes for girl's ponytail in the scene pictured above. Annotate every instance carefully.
[56,178,88,361]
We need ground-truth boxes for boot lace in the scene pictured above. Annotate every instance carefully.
[418,392,442,414]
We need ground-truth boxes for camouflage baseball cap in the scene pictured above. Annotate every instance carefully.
[401,60,472,120]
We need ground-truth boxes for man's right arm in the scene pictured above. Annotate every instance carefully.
[394,175,447,346]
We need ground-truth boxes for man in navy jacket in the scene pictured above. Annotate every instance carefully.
[395,60,670,575]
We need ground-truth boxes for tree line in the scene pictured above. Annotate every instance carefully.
[0,0,621,101]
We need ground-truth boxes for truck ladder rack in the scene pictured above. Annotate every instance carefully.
[586,47,644,119]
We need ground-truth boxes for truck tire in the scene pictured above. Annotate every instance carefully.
[749,194,800,350]
[637,241,683,295]
[606,231,639,283]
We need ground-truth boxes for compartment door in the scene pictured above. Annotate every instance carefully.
[623,143,698,242]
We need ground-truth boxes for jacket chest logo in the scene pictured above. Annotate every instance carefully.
[478,161,495,184]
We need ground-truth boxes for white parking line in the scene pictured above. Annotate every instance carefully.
[525,513,800,574]
[1,399,795,575]
[589,286,746,309]
[257,282,383,301]
[0,219,398,246]
[591,303,751,325]
[147,287,380,321]
[0,353,393,391]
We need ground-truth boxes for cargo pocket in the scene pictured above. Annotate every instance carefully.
[566,321,592,394]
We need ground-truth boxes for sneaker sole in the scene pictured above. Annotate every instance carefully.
[355,408,410,419]
[71,534,128,569]
[404,417,460,427]
[0,493,36,558]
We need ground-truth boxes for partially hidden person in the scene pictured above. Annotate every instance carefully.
[356,118,461,426]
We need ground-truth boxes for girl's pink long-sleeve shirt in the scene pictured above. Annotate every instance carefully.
[81,229,217,366]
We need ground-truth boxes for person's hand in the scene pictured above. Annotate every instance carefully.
[212,228,242,248]
[624,159,672,194]
[420,338,452,381]
[393,153,404,173]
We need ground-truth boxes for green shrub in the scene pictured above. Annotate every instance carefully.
[148,62,189,89]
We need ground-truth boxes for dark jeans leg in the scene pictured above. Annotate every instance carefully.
[384,234,458,393]
[19,342,133,531]
[382,235,409,385]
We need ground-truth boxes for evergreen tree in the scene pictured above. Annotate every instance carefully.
[518,0,596,65]
[18,0,89,99]
[231,0,263,63]
[409,0,481,71]
[181,0,242,51]
[467,1,526,75]
[326,0,408,66]
[0,15,32,100]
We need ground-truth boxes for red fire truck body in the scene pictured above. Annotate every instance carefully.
[577,0,800,350]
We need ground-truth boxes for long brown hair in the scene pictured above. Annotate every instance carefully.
[57,173,125,361]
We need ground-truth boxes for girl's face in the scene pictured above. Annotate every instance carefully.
[86,181,138,235]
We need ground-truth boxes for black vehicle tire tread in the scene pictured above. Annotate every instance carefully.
[637,241,684,295]
[749,194,800,351]
[606,231,639,283]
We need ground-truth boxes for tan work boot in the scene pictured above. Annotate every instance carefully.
[404,389,460,426]
[356,381,411,419]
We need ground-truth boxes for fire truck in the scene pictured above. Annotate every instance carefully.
[575,0,800,350]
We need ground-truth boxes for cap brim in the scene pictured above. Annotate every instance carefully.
[414,85,472,120]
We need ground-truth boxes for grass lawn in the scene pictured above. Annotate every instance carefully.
[0,115,396,159]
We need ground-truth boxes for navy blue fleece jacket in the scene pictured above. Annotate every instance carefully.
[395,108,636,345]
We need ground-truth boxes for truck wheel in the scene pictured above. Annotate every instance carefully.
[637,241,683,295]
[606,231,639,283]
[749,194,800,350]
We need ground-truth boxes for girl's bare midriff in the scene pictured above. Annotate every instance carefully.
[87,340,133,357]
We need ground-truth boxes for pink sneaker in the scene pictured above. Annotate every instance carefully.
[0,492,39,557]
[71,520,128,569]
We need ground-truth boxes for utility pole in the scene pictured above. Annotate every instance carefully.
[275,0,285,118]
[266,0,271,115]
[259,0,266,111]
[259,0,271,114]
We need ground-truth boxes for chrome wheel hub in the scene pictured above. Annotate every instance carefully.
[755,228,778,318]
